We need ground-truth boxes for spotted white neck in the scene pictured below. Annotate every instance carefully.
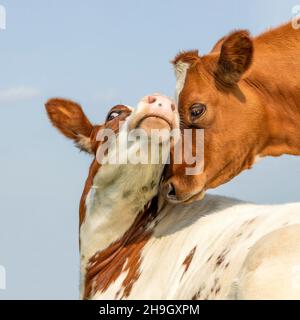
[79,123,165,295]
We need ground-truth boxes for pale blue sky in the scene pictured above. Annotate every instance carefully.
[0,0,299,299]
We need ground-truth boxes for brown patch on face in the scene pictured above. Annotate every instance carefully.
[182,246,197,277]
[79,105,132,226]
[83,196,159,300]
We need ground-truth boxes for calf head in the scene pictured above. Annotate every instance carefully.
[46,94,178,224]
[45,99,133,224]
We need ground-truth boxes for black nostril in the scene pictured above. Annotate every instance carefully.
[167,183,176,198]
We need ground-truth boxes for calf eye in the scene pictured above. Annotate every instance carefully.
[190,103,206,119]
[106,111,121,122]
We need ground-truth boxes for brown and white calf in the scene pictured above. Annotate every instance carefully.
[46,95,300,299]
[162,22,300,204]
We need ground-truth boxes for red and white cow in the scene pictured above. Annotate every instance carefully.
[162,22,300,204]
[46,95,300,300]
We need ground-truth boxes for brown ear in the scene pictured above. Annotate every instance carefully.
[210,36,226,53]
[45,98,94,153]
[215,30,253,86]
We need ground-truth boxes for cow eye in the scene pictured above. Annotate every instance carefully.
[190,103,206,119]
[106,110,122,122]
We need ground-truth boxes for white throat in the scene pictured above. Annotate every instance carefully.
[79,121,165,293]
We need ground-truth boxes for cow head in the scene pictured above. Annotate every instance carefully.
[46,95,178,223]
[162,30,268,204]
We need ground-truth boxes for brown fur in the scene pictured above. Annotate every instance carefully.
[83,197,159,299]
[164,22,300,203]
[182,246,197,275]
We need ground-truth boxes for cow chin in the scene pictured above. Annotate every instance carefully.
[167,190,206,205]
[138,116,171,135]
[161,174,207,204]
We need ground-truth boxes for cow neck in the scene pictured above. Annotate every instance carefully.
[245,26,300,158]
[79,130,165,297]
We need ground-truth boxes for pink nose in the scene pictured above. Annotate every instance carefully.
[145,95,176,113]
[130,94,178,135]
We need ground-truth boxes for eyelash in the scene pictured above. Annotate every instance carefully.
[107,111,121,121]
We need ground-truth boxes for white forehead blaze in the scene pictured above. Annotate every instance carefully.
[174,61,190,103]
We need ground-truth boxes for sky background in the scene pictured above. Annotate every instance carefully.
[0,0,299,299]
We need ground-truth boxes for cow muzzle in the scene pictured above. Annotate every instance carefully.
[161,174,207,204]
[129,94,179,136]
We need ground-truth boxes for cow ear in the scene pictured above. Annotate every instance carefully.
[45,98,94,154]
[216,30,253,86]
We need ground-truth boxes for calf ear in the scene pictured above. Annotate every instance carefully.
[45,98,94,153]
[216,30,253,86]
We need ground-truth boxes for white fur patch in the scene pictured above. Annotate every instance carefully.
[79,117,165,296]
[88,193,300,299]
[174,61,190,103]
[76,135,92,153]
